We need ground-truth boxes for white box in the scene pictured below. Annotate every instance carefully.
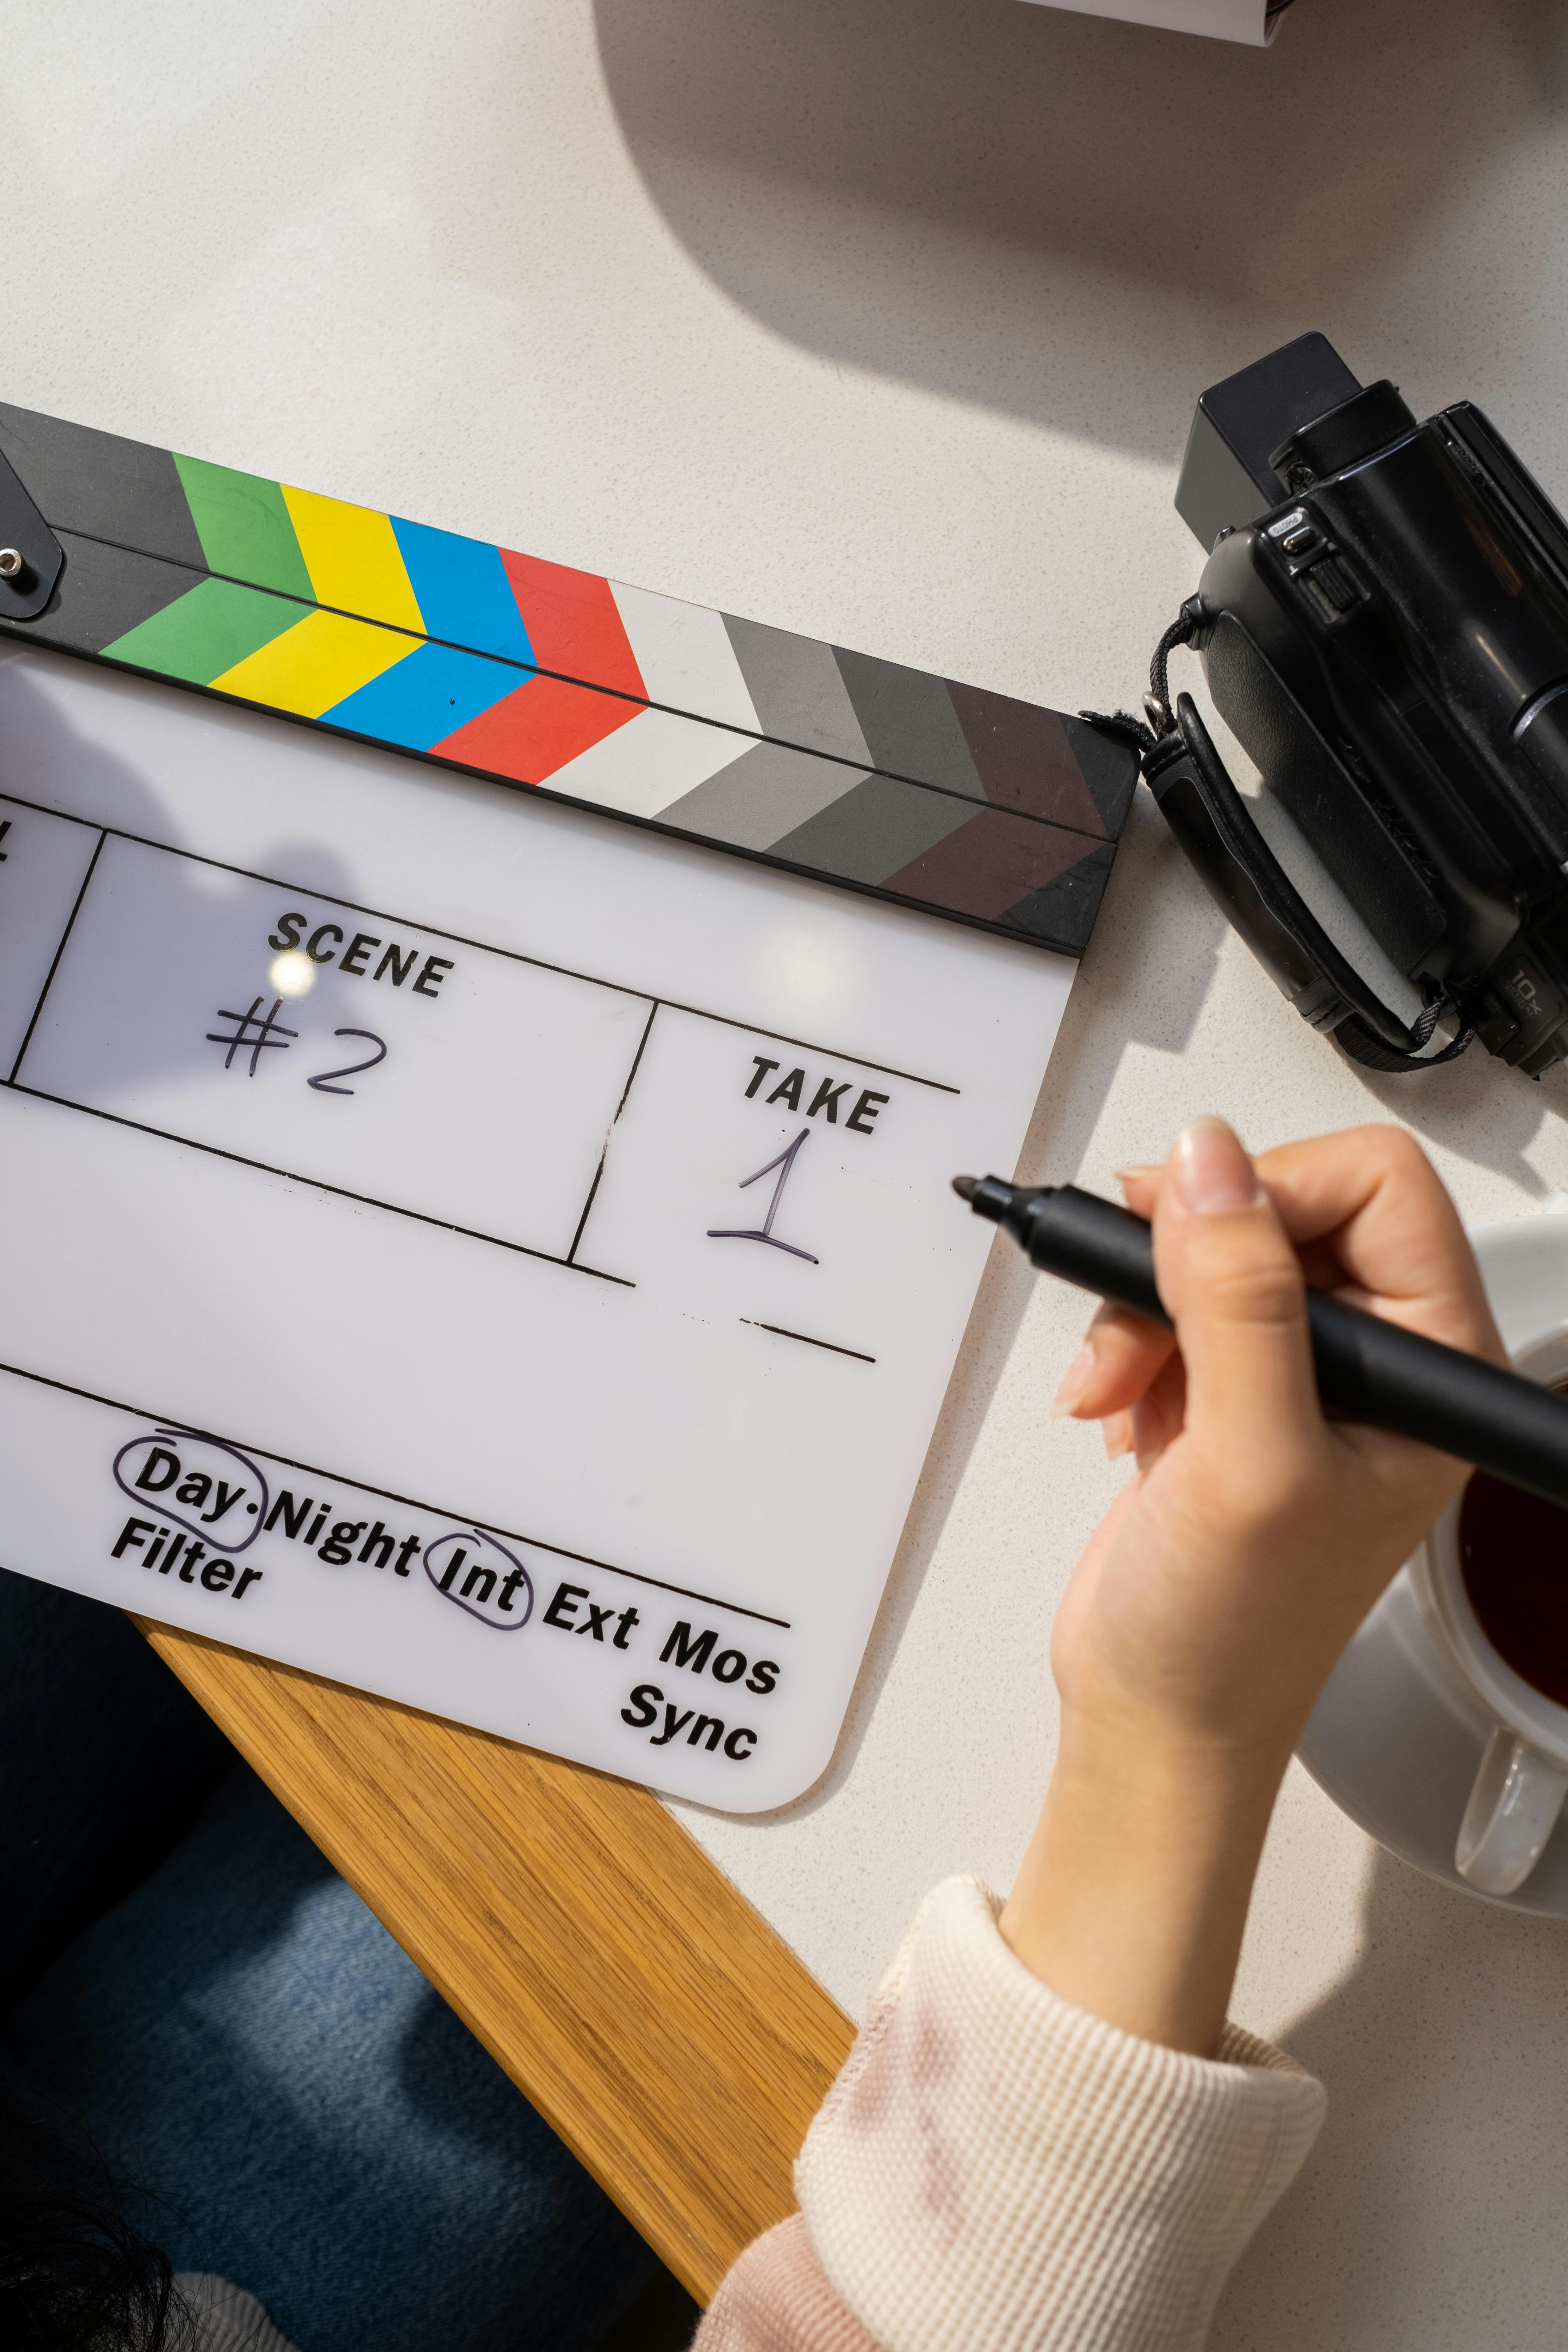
[1026,0,1292,44]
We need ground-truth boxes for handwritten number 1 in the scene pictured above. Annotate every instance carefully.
[707,1129,819,1264]
[308,1029,388,1096]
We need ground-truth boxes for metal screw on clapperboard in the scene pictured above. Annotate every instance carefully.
[0,439,66,618]
[0,548,13,847]
[0,447,70,869]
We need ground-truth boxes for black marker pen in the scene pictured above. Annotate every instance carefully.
[953,1173,1568,1512]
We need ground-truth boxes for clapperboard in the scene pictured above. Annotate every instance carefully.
[0,407,1134,1807]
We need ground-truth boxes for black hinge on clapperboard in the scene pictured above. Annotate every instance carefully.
[0,446,64,622]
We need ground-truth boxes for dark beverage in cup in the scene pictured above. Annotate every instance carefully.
[1460,1387,1568,1710]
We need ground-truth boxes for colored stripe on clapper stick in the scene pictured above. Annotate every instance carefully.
[96,574,643,767]
[174,452,547,672]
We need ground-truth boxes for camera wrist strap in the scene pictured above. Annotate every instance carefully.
[1084,609,1475,1073]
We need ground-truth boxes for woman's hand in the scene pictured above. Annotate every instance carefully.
[1001,1119,1504,2056]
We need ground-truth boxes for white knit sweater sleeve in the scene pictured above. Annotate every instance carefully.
[789,1875,1326,2352]
[174,2274,301,2352]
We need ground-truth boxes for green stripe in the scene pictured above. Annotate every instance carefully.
[101,576,304,683]
[173,452,314,600]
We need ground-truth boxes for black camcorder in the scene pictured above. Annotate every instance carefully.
[1135,332,1568,1077]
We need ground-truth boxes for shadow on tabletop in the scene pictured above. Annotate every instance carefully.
[1351,1045,1568,1202]
[1213,1843,1568,2350]
[591,0,1568,464]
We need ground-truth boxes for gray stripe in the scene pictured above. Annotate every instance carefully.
[660,738,867,851]
[832,649,986,802]
[723,614,873,767]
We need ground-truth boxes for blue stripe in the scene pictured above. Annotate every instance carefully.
[392,515,535,666]
[323,641,521,749]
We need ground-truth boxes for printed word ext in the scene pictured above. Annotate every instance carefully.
[544,1586,782,1766]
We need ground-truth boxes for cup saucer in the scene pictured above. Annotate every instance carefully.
[1298,1210,1568,1914]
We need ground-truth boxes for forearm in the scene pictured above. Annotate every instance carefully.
[699,1122,1483,2345]
[1000,1712,1290,2056]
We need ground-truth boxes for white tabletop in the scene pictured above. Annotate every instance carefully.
[8,2,1568,2342]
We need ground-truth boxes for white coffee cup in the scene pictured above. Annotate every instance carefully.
[1414,1326,1568,1897]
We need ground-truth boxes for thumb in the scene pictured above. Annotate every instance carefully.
[1152,1118,1320,1461]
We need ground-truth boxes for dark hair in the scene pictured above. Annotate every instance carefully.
[0,2079,187,2351]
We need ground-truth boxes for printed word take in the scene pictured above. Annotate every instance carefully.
[743,1057,889,1134]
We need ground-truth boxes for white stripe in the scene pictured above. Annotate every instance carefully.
[609,581,761,733]
[542,703,749,820]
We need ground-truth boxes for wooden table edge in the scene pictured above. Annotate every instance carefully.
[138,1619,855,2304]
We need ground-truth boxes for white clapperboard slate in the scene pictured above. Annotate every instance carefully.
[0,443,1130,1809]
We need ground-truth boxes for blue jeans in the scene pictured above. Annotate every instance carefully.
[0,1571,657,2352]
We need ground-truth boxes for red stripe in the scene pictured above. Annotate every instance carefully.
[432,673,640,781]
[499,550,645,700]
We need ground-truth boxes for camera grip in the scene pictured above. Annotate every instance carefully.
[1148,695,1427,1055]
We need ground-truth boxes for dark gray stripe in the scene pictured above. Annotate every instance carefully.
[22,531,195,655]
[831,647,986,802]
[769,771,972,885]
[0,404,206,571]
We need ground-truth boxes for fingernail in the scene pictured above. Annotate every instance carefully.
[1052,1343,1096,1417]
[1172,1117,1263,1216]
[1102,1410,1133,1460]
[1114,1164,1161,1185]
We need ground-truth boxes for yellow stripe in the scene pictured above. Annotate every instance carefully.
[281,485,424,633]
[209,608,416,719]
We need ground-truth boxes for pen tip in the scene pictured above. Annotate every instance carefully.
[951,1174,979,1202]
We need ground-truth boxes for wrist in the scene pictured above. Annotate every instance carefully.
[1054,1692,1297,1807]
[1000,1709,1291,2056]
[1052,1648,1316,1788]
